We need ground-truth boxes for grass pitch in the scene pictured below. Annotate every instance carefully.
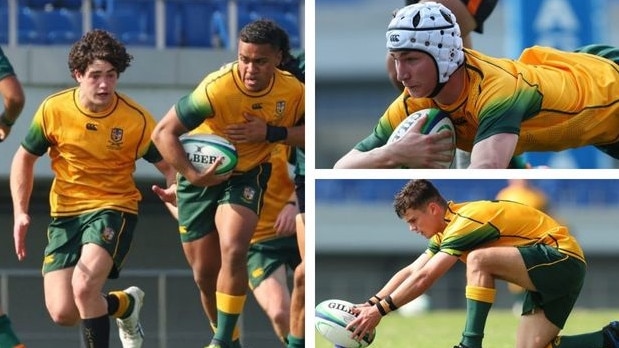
[314,309,618,348]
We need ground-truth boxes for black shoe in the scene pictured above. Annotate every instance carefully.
[453,344,470,348]
[603,321,619,348]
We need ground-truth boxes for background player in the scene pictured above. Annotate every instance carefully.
[0,45,26,348]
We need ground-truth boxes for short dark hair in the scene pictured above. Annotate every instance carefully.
[239,19,288,52]
[68,29,133,79]
[393,179,447,218]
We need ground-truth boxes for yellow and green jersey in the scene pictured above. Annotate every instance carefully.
[357,45,619,155]
[426,200,584,263]
[495,184,548,212]
[176,62,305,172]
[22,88,161,217]
[0,46,16,80]
[251,144,294,244]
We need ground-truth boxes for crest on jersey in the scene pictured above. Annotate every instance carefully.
[110,128,123,143]
[242,186,256,202]
[111,128,124,143]
[275,101,285,118]
[102,227,116,243]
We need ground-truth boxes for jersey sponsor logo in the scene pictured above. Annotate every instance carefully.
[251,267,265,279]
[86,123,98,131]
[451,116,467,125]
[44,254,55,265]
[252,103,263,110]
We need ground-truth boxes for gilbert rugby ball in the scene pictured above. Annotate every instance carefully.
[180,133,238,175]
[315,299,376,348]
[387,108,456,168]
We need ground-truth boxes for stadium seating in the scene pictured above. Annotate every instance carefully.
[316,180,619,207]
[99,8,155,46]
[237,0,301,48]
[0,4,7,44]
[166,0,228,48]
[38,8,82,44]
[7,0,303,47]
[18,7,46,44]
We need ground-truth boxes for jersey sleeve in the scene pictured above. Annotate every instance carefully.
[474,77,543,144]
[175,77,214,131]
[354,94,437,151]
[21,105,52,156]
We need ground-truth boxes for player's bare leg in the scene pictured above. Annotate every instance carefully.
[287,213,305,348]
[207,204,258,348]
[252,265,291,343]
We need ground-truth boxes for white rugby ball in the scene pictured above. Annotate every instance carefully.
[315,299,376,348]
[180,133,238,175]
[387,108,456,168]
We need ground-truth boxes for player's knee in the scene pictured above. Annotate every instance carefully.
[47,308,80,326]
[220,243,249,268]
[270,307,289,329]
[466,249,491,272]
[193,268,218,293]
[293,263,305,287]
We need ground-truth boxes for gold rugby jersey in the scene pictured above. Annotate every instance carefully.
[251,144,294,244]
[495,184,548,212]
[426,200,584,263]
[358,46,619,155]
[22,88,160,216]
[176,62,305,172]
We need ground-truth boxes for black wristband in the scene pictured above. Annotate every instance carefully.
[0,113,15,127]
[286,201,296,206]
[266,125,287,142]
[367,295,382,305]
[385,295,398,311]
[375,301,387,316]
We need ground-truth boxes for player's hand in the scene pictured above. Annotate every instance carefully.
[187,157,232,187]
[386,115,454,168]
[348,305,381,343]
[152,183,177,206]
[274,202,298,237]
[0,123,11,142]
[224,113,267,143]
[13,213,30,261]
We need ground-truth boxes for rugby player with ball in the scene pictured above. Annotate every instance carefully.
[335,2,619,169]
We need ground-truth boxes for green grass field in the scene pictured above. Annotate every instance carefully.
[315,309,618,348]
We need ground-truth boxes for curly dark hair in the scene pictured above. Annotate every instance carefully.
[393,179,448,218]
[68,29,133,79]
[239,19,288,52]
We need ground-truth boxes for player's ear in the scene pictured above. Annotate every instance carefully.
[427,201,442,217]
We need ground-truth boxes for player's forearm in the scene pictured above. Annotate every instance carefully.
[0,76,25,126]
[10,154,34,216]
[334,148,398,169]
[283,124,304,147]
[374,267,414,298]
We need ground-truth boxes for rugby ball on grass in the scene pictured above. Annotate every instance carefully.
[180,133,238,175]
[315,299,376,348]
[387,108,456,168]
